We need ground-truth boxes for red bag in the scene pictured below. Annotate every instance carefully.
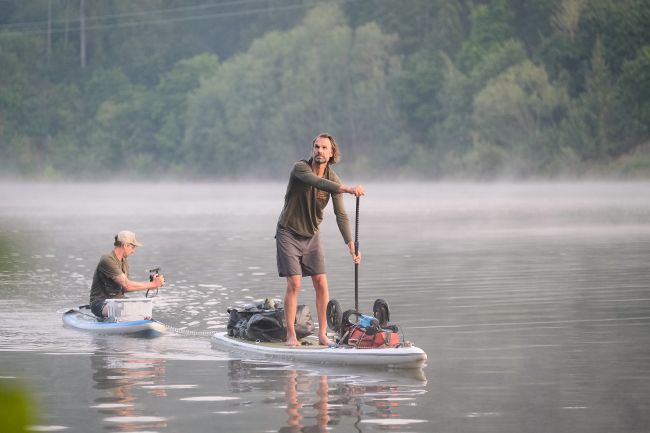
[346,326,400,348]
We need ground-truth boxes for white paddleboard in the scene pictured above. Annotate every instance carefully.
[62,307,165,337]
[211,332,427,369]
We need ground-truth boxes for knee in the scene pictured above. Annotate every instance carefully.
[312,274,328,291]
[286,277,302,294]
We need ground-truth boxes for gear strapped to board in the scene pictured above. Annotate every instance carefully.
[227,298,315,343]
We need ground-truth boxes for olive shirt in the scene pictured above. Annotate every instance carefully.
[89,251,128,305]
[277,159,353,244]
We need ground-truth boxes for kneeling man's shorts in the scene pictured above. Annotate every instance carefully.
[276,226,325,277]
[90,300,107,317]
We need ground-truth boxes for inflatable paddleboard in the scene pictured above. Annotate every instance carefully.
[211,332,427,369]
[62,307,165,337]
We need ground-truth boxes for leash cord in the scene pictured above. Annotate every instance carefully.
[154,320,215,337]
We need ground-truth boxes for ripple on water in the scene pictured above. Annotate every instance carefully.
[465,412,502,418]
[103,416,167,423]
[180,396,240,402]
[27,426,69,431]
[140,384,198,389]
[360,418,428,425]
[90,403,133,409]
[184,321,201,326]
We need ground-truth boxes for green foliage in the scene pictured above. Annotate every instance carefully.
[430,40,528,160]
[84,68,133,115]
[456,0,516,72]
[0,381,34,433]
[395,49,446,143]
[0,34,50,173]
[1,0,650,179]
[183,4,406,177]
[558,38,629,161]
[619,45,650,135]
[613,154,650,177]
[344,0,468,56]
[151,54,220,165]
[472,60,569,176]
[461,139,511,179]
[511,0,557,52]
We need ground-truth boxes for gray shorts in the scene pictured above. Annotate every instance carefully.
[90,300,107,317]
[276,226,326,277]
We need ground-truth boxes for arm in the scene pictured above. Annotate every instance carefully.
[291,162,342,193]
[331,186,362,264]
[292,161,365,197]
[339,184,365,196]
[115,273,165,293]
[347,241,361,264]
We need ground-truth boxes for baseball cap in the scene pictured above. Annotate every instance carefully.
[116,230,143,247]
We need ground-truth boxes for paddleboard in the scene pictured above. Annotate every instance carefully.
[211,332,427,369]
[62,307,165,337]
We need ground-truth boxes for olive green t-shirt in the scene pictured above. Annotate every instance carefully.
[89,251,128,304]
[277,159,352,243]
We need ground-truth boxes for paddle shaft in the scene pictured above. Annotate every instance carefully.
[354,196,359,312]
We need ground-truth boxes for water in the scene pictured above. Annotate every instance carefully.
[1,182,649,433]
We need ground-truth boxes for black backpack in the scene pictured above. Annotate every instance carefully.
[227,299,314,342]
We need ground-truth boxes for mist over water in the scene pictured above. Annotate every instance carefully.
[1,181,649,433]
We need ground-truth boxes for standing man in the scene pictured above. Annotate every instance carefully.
[276,133,365,346]
[89,230,165,318]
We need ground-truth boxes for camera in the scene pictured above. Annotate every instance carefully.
[147,267,161,298]
[149,267,160,282]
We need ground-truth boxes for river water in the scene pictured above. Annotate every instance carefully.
[1,182,649,433]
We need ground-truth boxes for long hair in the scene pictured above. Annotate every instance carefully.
[312,133,341,165]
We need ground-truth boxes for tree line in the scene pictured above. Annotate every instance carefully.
[1,0,649,180]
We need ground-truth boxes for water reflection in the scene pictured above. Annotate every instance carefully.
[90,337,168,432]
[281,370,330,433]
[227,360,428,433]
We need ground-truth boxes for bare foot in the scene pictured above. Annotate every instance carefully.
[285,336,300,347]
[318,335,331,346]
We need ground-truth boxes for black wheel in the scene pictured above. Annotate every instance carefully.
[326,299,343,332]
[372,298,390,327]
[342,309,360,327]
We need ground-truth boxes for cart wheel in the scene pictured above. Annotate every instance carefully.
[372,298,390,327]
[326,299,343,332]
[342,309,360,327]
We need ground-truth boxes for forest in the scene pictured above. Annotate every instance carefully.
[1,0,649,180]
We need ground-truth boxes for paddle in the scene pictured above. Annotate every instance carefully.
[354,196,360,312]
